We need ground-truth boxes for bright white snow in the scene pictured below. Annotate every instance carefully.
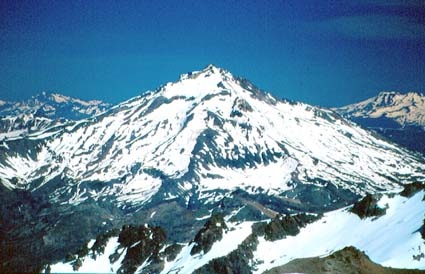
[161,221,254,274]
[254,191,425,272]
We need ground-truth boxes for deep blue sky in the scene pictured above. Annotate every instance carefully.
[1,0,424,107]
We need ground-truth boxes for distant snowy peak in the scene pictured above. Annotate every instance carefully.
[0,92,111,135]
[0,92,111,120]
[335,91,425,127]
[0,91,111,120]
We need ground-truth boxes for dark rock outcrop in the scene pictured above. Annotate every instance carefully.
[54,224,168,274]
[400,182,425,198]
[117,225,166,274]
[350,194,386,219]
[161,243,183,262]
[194,233,258,274]
[253,213,321,241]
[190,214,228,255]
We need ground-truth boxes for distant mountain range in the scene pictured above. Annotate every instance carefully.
[0,92,111,138]
[334,91,425,154]
[0,91,110,119]
[0,66,424,273]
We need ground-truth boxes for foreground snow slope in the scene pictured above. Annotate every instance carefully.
[51,221,254,274]
[50,190,425,273]
[254,190,425,272]
[161,221,254,274]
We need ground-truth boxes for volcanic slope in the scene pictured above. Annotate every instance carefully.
[0,65,423,210]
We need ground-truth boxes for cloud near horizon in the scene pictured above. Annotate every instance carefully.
[353,0,425,7]
[315,15,425,40]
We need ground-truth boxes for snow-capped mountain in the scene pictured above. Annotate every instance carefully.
[334,91,425,154]
[0,91,111,119]
[0,92,111,137]
[334,91,425,127]
[1,65,424,273]
[1,65,423,205]
[50,187,425,273]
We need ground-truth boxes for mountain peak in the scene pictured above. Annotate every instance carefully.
[178,64,232,82]
[157,66,242,102]
[200,64,228,75]
[156,65,279,109]
[204,63,220,71]
[376,91,398,98]
[335,90,425,126]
